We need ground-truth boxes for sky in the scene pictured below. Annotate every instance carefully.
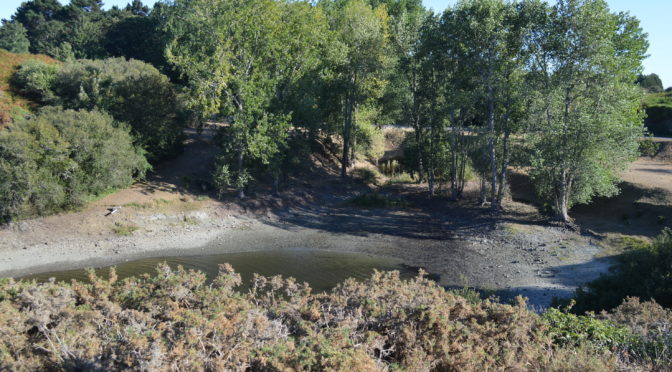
[1,0,670,87]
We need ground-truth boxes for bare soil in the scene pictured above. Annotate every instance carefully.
[4,129,670,309]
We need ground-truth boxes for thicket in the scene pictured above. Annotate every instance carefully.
[2,264,670,371]
[11,57,186,162]
[0,107,148,221]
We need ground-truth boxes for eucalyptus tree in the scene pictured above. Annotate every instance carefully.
[165,0,328,197]
[525,0,648,222]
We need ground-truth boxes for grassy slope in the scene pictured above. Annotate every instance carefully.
[0,49,58,126]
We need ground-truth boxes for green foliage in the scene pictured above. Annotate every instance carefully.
[642,91,672,137]
[165,0,330,196]
[543,306,631,351]
[525,0,648,221]
[10,59,57,103]
[639,134,660,157]
[0,20,30,54]
[636,73,664,93]
[0,107,148,221]
[567,228,672,314]
[12,57,186,162]
[7,0,166,63]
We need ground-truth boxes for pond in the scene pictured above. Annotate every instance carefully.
[20,249,420,293]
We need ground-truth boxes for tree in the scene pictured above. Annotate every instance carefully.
[526,0,648,222]
[636,73,663,93]
[165,0,328,197]
[323,0,391,178]
[0,20,30,53]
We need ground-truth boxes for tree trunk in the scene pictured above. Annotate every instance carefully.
[449,113,458,201]
[415,124,424,183]
[479,138,488,205]
[236,145,245,199]
[496,115,510,210]
[555,170,572,222]
[272,171,279,196]
[479,176,487,205]
[341,92,352,178]
[488,84,498,210]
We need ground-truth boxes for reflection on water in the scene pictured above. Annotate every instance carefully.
[20,249,418,293]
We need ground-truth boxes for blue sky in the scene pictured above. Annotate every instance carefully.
[1,0,670,87]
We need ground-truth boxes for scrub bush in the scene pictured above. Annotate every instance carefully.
[0,107,148,221]
[0,265,631,371]
[566,228,672,314]
[11,57,186,162]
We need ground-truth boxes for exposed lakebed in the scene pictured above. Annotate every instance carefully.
[20,249,420,292]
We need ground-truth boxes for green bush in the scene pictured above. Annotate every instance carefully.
[12,57,186,162]
[543,306,631,351]
[10,60,58,103]
[565,228,672,314]
[53,58,187,162]
[0,107,148,221]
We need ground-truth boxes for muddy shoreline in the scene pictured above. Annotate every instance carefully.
[0,204,613,309]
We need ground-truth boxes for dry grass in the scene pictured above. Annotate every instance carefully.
[111,222,140,236]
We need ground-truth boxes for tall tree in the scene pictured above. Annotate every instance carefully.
[324,0,391,178]
[526,0,648,222]
[165,0,328,197]
[0,20,30,53]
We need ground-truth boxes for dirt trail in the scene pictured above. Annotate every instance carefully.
[0,126,622,309]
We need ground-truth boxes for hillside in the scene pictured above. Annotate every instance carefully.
[0,49,58,125]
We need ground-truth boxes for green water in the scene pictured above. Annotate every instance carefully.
[21,249,418,293]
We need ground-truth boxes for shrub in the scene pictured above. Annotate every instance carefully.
[352,167,382,185]
[12,57,186,162]
[10,60,58,103]
[0,265,622,370]
[542,305,631,351]
[52,58,187,162]
[0,107,148,221]
[566,228,672,314]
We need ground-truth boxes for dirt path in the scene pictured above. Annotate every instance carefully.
[0,127,618,309]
